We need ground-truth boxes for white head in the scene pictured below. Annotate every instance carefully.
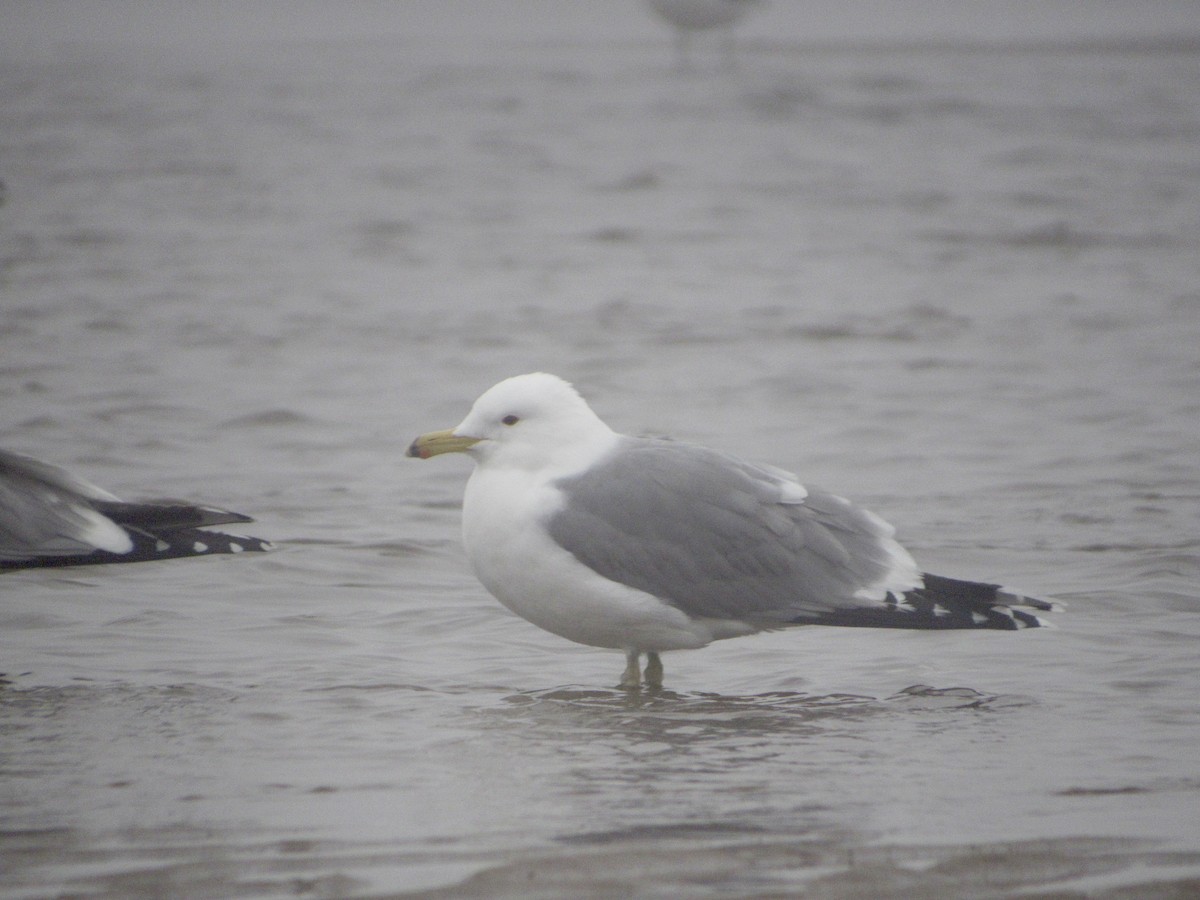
[408,373,617,472]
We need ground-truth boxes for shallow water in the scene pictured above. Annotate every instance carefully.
[3,4,1200,897]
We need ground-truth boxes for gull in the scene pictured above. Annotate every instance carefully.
[0,449,270,570]
[409,373,1052,689]
[644,0,764,69]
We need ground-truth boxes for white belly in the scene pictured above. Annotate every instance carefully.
[461,466,725,652]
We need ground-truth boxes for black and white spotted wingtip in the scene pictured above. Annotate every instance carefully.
[993,588,1065,626]
[811,573,1059,631]
[1,521,274,570]
[0,449,271,572]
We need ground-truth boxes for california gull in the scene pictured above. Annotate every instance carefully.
[408,373,1052,688]
[0,449,270,570]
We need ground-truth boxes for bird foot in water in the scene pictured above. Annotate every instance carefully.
[619,651,664,690]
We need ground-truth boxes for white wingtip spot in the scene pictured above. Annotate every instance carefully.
[777,480,808,504]
[192,541,208,553]
[155,539,170,553]
[78,508,134,554]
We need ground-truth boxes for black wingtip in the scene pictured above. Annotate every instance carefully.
[908,574,1056,629]
[94,500,256,532]
[805,574,1056,631]
[995,589,1060,613]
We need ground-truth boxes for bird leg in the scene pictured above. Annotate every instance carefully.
[644,652,664,689]
[620,650,642,689]
[620,651,664,689]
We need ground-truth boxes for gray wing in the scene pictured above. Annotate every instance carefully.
[0,450,132,559]
[545,437,917,624]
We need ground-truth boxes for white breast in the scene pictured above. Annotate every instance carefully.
[461,465,722,652]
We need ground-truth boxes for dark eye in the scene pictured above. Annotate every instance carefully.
[502,414,520,426]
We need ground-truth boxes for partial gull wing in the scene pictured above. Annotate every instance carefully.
[0,449,269,570]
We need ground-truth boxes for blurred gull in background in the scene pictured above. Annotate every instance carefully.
[644,0,765,69]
